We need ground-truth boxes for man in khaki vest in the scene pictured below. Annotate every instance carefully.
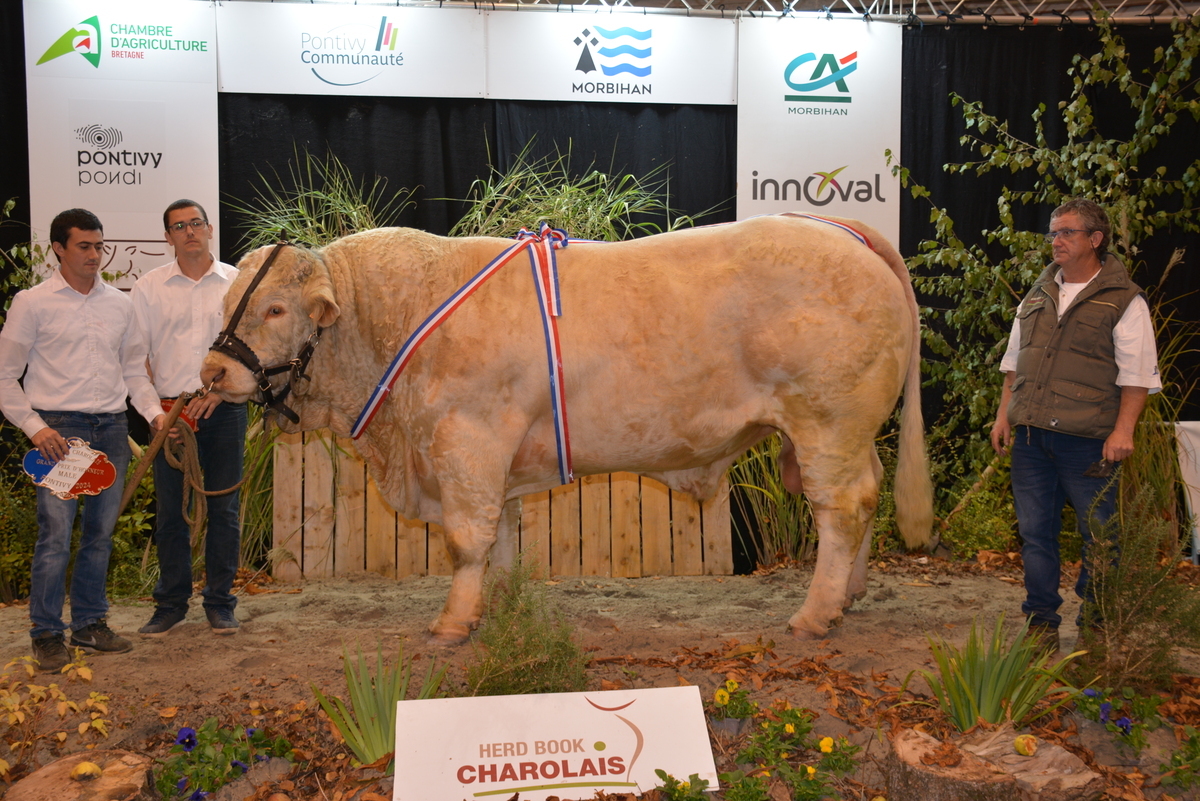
[990,199,1160,653]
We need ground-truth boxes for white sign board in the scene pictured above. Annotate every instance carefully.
[736,18,902,246]
[216,3,486,99]
[24,0,220,286]
[393,686,717,801]
[487,11,737,105]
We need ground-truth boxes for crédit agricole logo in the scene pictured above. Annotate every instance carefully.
[37,15,101,68]
[783,50,857,115]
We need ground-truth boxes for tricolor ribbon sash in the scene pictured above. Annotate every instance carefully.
[351,223,574,485]
[781,212,874,250]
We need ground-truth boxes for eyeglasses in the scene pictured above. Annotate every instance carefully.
[1044,228,1089,242]
[168,219,208,233]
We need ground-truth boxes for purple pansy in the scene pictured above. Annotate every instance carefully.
[1099,702,1112,723]
[1116,717,1133,735]
[232,759,249,774]
[1083,688,1100,698]
[176,727,198,752]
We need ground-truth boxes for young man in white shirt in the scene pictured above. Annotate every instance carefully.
[131,200,245,637]
[0,208,165,672]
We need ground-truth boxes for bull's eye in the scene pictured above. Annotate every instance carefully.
[268,305,284,317]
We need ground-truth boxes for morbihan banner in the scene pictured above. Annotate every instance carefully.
[215,4,486,99]
[24,0,220,287]
[487,12,736,105]
[736,18,901,246]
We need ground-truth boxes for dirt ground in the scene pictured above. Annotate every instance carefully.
[2,555,1198,798]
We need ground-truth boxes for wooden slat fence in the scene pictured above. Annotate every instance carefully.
[270,431,732,580]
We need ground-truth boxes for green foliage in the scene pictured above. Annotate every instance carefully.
[709,678,759,720]
[817,734,861,777]
[728,434,816,566]
[1069,483,1200,692]
[228,147,415,251]
[717,770,772,801]
[311,641,447,773]
[913,614,1081,732]
[0,197,46,328]
[1161,725,1200,790]
[0,434,38,603]
[1075,686,1162,756]
[941,484,1017,560]
[155,717,293,798]
[736,702,816,768]
[0,653,110,781]
[449,140,706,241]
[653,769,710,800]
[239,405,278,568]
[108,459,157,598]
[887,17,1200,515]
[465,552,588,697]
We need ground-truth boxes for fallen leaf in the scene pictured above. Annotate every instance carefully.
[158,706,178,719]
[901,581,933,587]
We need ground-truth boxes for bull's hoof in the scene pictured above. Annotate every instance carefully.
[427,615,477,646]
[842,589,867,610]
[787,612,843,639]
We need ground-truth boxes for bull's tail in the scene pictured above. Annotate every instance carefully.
[874,235,935,549]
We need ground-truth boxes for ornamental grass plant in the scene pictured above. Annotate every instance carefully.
[1070,482,1200,693]
[911,613,1081,732]
[465,551,588,697]
[311,641,447,774]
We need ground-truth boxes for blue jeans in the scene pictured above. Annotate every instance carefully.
[151,402,246,612]
[29,411,131,639]
[1012,425,1118,629]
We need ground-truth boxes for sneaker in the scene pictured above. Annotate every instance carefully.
[70,619,133,654]
[1028,623,1060,656]
[31,633,70,673]
[205,606,239,635]
[139,607,187,637]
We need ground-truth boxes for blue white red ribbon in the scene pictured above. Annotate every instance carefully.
[351,223,574,485]
[784,212,874,250]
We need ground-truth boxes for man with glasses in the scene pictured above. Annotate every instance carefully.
[131,200,245,638]
[0,208,164,671]
[990,198,1160,653]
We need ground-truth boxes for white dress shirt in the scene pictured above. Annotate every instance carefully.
[0,269,163,439]
[999,269,1161,392]
[130,257,238,399]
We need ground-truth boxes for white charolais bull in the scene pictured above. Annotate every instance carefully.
[200,213,933,643]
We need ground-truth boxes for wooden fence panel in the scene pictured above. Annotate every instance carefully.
[272,441,733,580]
[272,431,304,581]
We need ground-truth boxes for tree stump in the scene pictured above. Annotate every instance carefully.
[6,750,158,801]
[886,727,1104,801]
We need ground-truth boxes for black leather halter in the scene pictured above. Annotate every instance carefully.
[209,241,323,424]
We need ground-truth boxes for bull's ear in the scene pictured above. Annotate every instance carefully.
[305,279,341,328]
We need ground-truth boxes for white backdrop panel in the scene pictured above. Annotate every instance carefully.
[24,0,219,286]
[736,18,901,247]
[216,4,486,99]
[487,11,736,105]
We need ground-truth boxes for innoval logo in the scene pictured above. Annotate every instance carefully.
[783,50,857,103]
[37,15,102,68]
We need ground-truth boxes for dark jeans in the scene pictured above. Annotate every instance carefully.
[151,402,247,612]
[29,411,130,639]
[1012,425,1118,629]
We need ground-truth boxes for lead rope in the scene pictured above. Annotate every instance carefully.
[117,387,245,569]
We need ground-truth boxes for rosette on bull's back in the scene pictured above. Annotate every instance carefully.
[200,213,934,643]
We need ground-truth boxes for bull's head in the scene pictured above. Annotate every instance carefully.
[200,243,341,425]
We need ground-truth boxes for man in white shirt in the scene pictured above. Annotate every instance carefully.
[131,199,245,637]
[990,198,1160,653]
[0,208,165,672]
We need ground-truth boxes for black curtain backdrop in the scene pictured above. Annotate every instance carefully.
[0,6,1194,418]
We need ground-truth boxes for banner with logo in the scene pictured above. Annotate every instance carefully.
[24,0,220,286]
[393,686,717,801]
[736,18,901,246]
[487,12,736,105]
[215,4,485,98]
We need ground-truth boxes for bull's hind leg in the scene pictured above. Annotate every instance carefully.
[845,449,884,608]
[786,449,881,638]
[489,497,522,572]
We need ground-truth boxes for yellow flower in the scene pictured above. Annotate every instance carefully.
[819,736,834,754]
[725,679,739,692]
[785,723,795,734]
[714,689,730,705]
[682,782,690,790]
[806,765,817,777]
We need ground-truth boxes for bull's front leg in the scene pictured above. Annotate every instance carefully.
[429,489,507,644]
